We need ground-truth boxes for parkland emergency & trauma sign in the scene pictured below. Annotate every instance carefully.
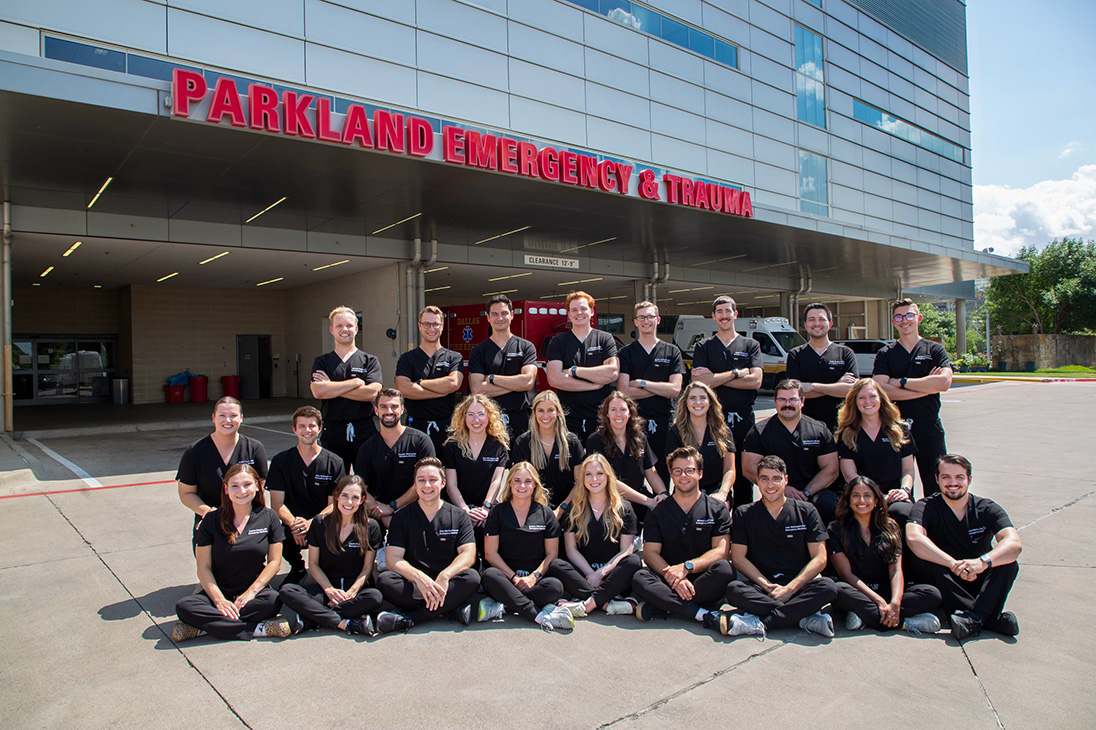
[171,70,753,218]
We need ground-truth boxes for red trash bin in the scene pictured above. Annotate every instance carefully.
[189,375,209,402]
[220,375,242,399]
[164,384,185,403]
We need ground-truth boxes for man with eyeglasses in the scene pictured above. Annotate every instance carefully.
[396,306,465,455]
[872,299,953,496]
[617,301,685,483]
[468,294,538,438]
[785,302,858,431]
[629,447,764,637]
[741,379,840,523]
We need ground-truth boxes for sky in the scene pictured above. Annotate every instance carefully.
[966,0,1096,256]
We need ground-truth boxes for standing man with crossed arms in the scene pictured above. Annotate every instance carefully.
[396,305,465,455]
[468,295,538,439]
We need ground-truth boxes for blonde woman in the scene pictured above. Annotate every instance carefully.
[550,454,641,617]
[478,462,574,630]
[665,382,736,501]
[443,394,510,526]
[510,391,585,507]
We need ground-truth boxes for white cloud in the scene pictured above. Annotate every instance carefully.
[1059,141,1083,158]
[973,164,1096,256]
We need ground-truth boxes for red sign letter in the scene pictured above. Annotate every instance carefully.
[662,174,680,204]
[498,137,519,173]
[341,104,374,148]
[315,98,341,142]
[466,130,498,170]
[739,191,754,218]
[538,147,560,182]
[206,78,246,127]
[517,142,539,178]
[283,91,316,138]
[172,69,206,118]
[596,160,616,193]
[407,116,434,157]
[443,126,465,164]
[374,110,405,153]
[614,164,633,195]
[248,84,280,133]
[579,155,599,188]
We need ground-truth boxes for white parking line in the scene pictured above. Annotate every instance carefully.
[242,424,294,436]
[27,438,103,489]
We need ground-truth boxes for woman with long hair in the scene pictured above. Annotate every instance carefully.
[665,382,735,501]
[834,378,917,523]
[173,464,290,641]
[549,454,641,617]
[278,475,384,636]
[478,462,575,631]
[443,394,510,527]
[584,391,667,519]
[829,477,941,634]
[510,390,585,507]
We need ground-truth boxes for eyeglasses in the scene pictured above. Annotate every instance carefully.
[634,315,657,322]
[893,313,919,323]
[775,396,801,404]
[419,321,442,329]
[671,467,698,477]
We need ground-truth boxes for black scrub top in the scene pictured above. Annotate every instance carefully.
[872,339,951,436]
[665,424,734,494]
[485,501,561,573]
[731,498,826,583]
[566,501,638,566]
[691,334,763,426]
[312,349,383,423]
[266,447,345,518]
[306,515,383,586]
[826,521,897,588]
[177,434,269,509]
[195,506,284,596]
[545,329,619,421]
[618,339,685,423]
[785,342,858,430]
[510,431,585,506]
[909,493,1012,560]
[585,431,657,495]
[643,494,731,568]
[468,336,537,412]
[836,424,917,492]
[441,436,509,506]
[387,501,476,577]
[742,415,837,491]
[395,346,464,424]
[353,428,435,504]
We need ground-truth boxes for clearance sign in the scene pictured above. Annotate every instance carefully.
[172,69,753,217]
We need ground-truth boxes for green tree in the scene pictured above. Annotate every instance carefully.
[918,302,955,342]
[986,238,1096,335]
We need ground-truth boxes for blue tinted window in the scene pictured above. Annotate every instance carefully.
[127,55,200,82]
[688,28,715,57]
[794,25,825,128]
[796,76,826,128]
[853,101,964,163]
[804,0,823,7]
[799,150,828,216]
[660,16,689,47]
[600,0,631,15]
[629,5,660,35]
[572,0,599,10]
[714,40,738,68]
[44,37,125,73]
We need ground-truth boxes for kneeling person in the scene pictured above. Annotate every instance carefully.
[906,454,1022,641]
[631,447,761,637]
[375,458,481,631]
[726,455,838,636]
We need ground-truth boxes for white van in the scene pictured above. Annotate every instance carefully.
[675,315,807,390]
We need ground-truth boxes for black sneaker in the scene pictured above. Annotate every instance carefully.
[376,611,411,634]
[984,611,1019,637]
[346,616,377,636]
[701,609,731,635]
[448,603,472,626]
[635,601,667,622]
[949,611,984,641]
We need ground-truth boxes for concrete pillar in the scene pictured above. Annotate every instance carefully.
[780,291,792,321]
[955,298,967,355]
[2,201,11,432]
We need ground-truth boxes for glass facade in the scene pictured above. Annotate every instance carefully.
[794,25,825,128]
[565,0,738,69]
[799,150,828,216]
[853,101,965,163]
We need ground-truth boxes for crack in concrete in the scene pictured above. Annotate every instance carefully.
[597,636,794,727]
[959,642,1006,730]
[42,493,252,730]
[1017,491,1094,531]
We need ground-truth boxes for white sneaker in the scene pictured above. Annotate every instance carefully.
[845,611,864,631]
[558,600,588,618]
[536,605,575,632]
[605,598,638,616]
[477,597,504,623]
[727,613,766,640]
[903,612,941,636]
[799,611,835,638]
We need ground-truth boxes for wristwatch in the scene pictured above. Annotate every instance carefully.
[639,380,647,389]
[802,488,812,499]
[533,570,543,580]
[482,501,493,510]
[981,554,993,569]
[900,377,908,389]
[389,500,398,511]
[488,373,495,384]
[570,365,578,377]
[684,561,694,573]
[731,369,739,380]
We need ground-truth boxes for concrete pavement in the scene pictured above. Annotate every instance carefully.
[1,381,1093,729]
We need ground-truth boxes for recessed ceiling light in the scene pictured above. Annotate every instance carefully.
[425,266,449,273]
[558,277,603,286]
[244,196,287,224]
[87,177,113,209]
[482,289,519,296]
[692,254,748,267]
[40,266,54,278]
[199,251,230,265]
[371,213,421,236]
[425,285,451,292]
[474,226,530,245]
[487,272,533,282]
[560,237,616,253]
[313,259,351,271]
[62,241,83,257]
[257,277,284,286]
[667,285,715,293]
[156,272,178,282]
[93,285,102,289]
[32,282,41,287]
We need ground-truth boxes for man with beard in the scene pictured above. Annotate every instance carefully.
[742,379,840,523]
[785,302,858,431]
[267,406,345,584]
[906,454,1022,641]
[396,305,465,455]
[468,295,538,438]
[311,306,383,472]
[353,388,434,528]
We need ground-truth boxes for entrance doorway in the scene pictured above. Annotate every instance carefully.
[236,335,273,399]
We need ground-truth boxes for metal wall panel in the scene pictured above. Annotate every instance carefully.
[168,8,304,81]
[305,0,417,67]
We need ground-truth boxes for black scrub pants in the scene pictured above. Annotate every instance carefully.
[175,586,281,641]
[480,567,564,623]
[278,582,383,630]
[376,568,481,625]
[565,411,597,444]
[833,581,942,630]
[407,416,449,456]
[502,409,531,440]
[323,418,377,473]
[646,414,672,487]
[910,424,946,498]
[548,554,642,608]
[631,560,736,619]
[280,536,308,583]
[725,576,838,629]
[929,561,1018,619]
[810,489,839,525]
[729,417,754,508]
